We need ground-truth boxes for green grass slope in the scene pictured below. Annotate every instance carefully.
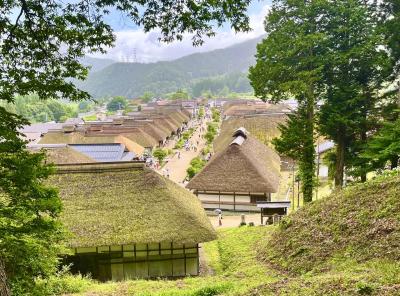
[257,171,400,295]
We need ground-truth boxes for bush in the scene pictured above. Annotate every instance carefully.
[211,108,220,123]
[187,157,207,179]
[153,148,168,163]
[34,270,93,296]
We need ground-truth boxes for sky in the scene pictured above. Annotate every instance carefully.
[92,1,271,63]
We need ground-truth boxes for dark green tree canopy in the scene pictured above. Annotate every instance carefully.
[107,96,128,111]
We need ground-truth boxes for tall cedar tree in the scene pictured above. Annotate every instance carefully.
[1,0,253,293]
[249,0,327,202]
[318,0,394,187]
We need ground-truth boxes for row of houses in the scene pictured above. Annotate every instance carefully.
[22,103,194,162]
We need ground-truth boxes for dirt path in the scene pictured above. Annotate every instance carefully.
[208,214,261,228]
[160,117,210,185]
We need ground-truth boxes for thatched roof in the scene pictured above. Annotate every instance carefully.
[213,115,286,153]
[42,146,95,164]
[38,132,146,155]
[50,162,216,247]
[187,129,281,193]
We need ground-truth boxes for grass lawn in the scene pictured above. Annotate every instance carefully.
[42,226,280,296]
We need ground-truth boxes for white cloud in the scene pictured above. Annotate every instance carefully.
[90,4,270,63]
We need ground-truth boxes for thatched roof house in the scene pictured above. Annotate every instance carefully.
[38,131,146,156]
[31,145,94,164]
[186,128,281,211]
[50,162,216,280]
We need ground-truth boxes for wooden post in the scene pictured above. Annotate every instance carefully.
[233,192,236,211]
[261,210,263,225]
[218,190,221,208]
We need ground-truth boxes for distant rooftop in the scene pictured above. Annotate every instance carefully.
[70,143,135,162]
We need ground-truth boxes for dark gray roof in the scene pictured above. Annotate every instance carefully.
[69,144,135,162]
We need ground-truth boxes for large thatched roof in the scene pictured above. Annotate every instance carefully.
[38,132,146,155]
[50,162,216,248]
[187,129,281,193]
[39,146,95,164]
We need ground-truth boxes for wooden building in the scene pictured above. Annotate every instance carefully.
[257,201,291,225]
[186,128,281,212]
[50,162,216,281]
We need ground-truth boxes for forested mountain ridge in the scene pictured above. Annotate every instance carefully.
[75,36,264,98]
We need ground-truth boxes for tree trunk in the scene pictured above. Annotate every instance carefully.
[360,130,367,182]
[335,135,345,188]
[390,155,399,169]
[302,94,315,203]
[0,257,11,296]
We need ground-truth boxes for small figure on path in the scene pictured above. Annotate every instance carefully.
[166,168,170,179]
[214,209,223,226]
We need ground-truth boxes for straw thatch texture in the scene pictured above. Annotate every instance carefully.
[38,132,146,154]
[213,115,287,153]
[120,131,158,148]
[50,162,216,247]
[187,134,281,193]
[44,146,94,164]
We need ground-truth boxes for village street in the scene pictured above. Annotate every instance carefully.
[159,117,210,185]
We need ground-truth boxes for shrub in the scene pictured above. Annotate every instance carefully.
[153,148,168,163]
[187,157,206,179]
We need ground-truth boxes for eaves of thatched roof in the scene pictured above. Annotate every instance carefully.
[50,162,216,248]
[38,132,145,155]
[187,131,281,193]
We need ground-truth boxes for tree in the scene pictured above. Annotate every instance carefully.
[0,107,64,294]
[168,89,190,100]
[363,118,400,170]
[1,1,254,293]
[107,96,128,112]
[140,91,154,103]
[318,0,394,186]
[152,148,168,164]
[249,0,325,202]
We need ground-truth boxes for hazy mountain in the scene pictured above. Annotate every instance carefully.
[76,36,264,98]
[80,56,116,72]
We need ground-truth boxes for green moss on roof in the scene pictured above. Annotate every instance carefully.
[44,146,94,164]
[213,116,286,153]
[49,162,216,248]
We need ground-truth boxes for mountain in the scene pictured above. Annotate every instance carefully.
[75,36,264,98]
[80,56,116,72]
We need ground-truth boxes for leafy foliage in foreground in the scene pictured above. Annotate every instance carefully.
[0,107,65,295]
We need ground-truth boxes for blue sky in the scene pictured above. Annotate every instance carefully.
[93,1,271,62]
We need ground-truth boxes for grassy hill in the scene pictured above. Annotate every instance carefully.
[257,170,400,295]
[75,36,263,98]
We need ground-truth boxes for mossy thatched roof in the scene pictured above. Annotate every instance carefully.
[187,130,281,193]
[50,162,216,248]
[42,146,94,164]
[38,132,146,155]
[213,115,286,153]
